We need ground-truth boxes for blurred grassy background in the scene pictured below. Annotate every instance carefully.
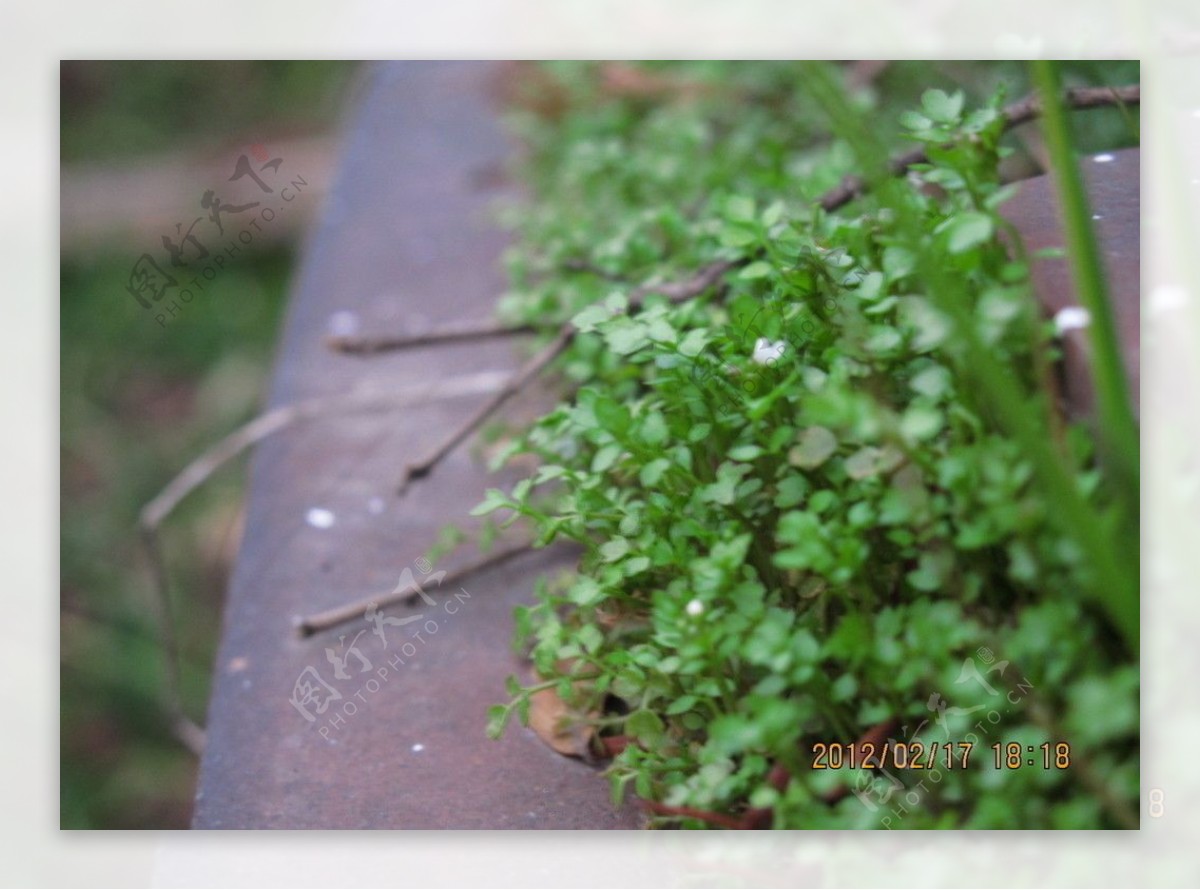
[60,61,357,828]
[58,59,1136,830]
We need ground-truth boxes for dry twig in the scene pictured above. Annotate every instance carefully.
[818,84,1140,212]
[394,259,736,494]
[327,86,1139,360]
[379,82,1138,495]
[296,539,539,637]
[137,370,512,752]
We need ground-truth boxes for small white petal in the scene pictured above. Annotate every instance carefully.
[751,337,786,365]
[1092,153,1115,164]
[412,743,425,753]
[686,599,704,617]
[1091,214,1102,220]
[305,507,336,529]
[1053,306,1091,334]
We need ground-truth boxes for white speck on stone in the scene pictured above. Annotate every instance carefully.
[305,507,336,529]
[751,337,786,365]
[412,743,425,753]
[367,496,386,515]
[328,310,360,337]
[1053,306,1092,334]
[686,599,704,617]
[1091,214,1103,221]
[1092,153,1115,164]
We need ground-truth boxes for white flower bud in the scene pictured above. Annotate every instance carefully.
[1053,306,1091,334]
[751,337,786,365]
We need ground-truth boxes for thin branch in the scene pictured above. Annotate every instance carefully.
[138,523,206,757]
[394,259,736,494]
[397,327,576,494]
[1026,697,1139,830]
[296,539,539,637]
[560,258,627,280]
[325,260,736,358]
[326,88,1138,363]
[359,87,1136,495]
[818,84,1140,212]
[628,259,736,304]
[641,800,753,830]
[136,370,511,753]
[327,319,535,356]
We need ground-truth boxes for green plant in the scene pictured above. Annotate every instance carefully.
[480,62,1138,829]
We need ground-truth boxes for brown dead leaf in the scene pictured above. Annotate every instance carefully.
[597,63,716,103]
[529,686,595,759]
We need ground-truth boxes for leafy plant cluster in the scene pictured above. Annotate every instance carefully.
[479,62,1138,829]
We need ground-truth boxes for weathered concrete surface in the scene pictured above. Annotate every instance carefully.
[1002,147,1140,417]
[192,62,641,829]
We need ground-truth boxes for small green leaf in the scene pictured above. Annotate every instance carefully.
[865,327,902,353]
[623,555,650,576]
[577,623,603,653]
[725,194,757,222]
[486,704,511,739]
[594,395,631,434]
[678,328,710,358]
[844,446,904,479]
[774,475,808,509]
[640,411,668,445]
[625,709,666,746]
[900,110,933,131]
[639,458,671,486]
[944,211,994,254]
[789,426,837,468]
[568,576,603,606]
[900,405,944,442]
[761,201,785,227]
[729,444,762,461]
[922,88,964,123]
[902,297,952,352]
[666,694,698,715]
[831,673,857,702]
[592,443,622,473]
[739,261,774,280]
[571,302,615,332]
[600,536,631,562]
[604,320,650,355]
[906,550,952,592]
[470,489,512,516]
[909,365,951,399]
[646,316,677,344]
